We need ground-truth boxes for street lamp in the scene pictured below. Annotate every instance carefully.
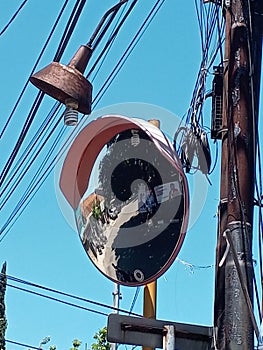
[29,0,127,125]
[30,45,93,117]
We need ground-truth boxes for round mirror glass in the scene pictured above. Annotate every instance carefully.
[74,127,188,286]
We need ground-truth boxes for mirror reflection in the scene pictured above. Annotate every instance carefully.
[75,128,186,286]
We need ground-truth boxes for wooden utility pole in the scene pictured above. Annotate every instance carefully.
[214,1,263,349]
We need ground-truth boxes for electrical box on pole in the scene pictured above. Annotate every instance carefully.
[211,66,224,140]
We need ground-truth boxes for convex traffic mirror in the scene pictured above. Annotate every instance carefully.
[60,115,189,286]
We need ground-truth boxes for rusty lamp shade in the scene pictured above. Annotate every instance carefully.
[30,45,93,115]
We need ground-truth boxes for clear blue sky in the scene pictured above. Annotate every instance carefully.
[0,1,262,350]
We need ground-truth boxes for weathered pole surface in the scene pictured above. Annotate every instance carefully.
[214,0,263,349]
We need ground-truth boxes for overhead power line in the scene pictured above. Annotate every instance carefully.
[91,0,166,108]
[129,287,141,314]
[0,0,71,140]
[0,0,166,240]
[3,273,142,317]
[0,0,86,184]
[8,283,109,317]
[6,339,40,350]
[0,0,29,37]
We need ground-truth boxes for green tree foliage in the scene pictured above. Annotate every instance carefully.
[91,327,110,350]
[0,262,7,350]
[47,328,110,350]
[47,339,80,350]
[91,199,103,220]
[70,339,82,350]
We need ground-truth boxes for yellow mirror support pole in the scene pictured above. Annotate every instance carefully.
[143,281,157,350]
[143,119,159,350]
[143,280,157,318]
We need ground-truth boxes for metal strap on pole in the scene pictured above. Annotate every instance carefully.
[224,227,259,338]
[163,326,175,350]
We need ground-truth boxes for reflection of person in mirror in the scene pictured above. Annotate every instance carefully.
[169,183,177,200]
[138,193,147,213]
[138,193,147,223]
[146,189,156,214]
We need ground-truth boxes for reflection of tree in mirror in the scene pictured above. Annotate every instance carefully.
[98,129,166,207]
[92,198,103,221]
[78,194,107,259]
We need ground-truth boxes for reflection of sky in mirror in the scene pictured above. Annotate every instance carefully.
[82,145,107,199]
[76,145,107,234]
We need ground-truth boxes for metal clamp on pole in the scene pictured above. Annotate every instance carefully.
[163,326,175,350]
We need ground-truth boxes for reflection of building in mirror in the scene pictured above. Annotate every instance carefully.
[154,181,181,203]
[77,193,107,256]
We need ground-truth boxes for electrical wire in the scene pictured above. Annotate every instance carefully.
[0,121,66,240]
[3,2,262,344]
[54,0,87,62]
[0,0,86,184]
[87,0,137,80]
[0,1,223,240]
[175,0,225,177]
[176,257,213,274]
[6,339,40,350]
[0,0,28,37]
[87,0,128,51]
[89,6,127,83]
[3,273,142,317]
[188,9,222,127]
[0,90,45,186]
[0,0,78,187]
[0,0,132,224]
[92,0,166,108]
[0,0,167,239]
[8,283,109,317]
[0,103,62,208]
[0,0,71,140]
[3,258,214,329]
[129,287,141,314]
[0,0,88,235]
[0,2,217,241]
